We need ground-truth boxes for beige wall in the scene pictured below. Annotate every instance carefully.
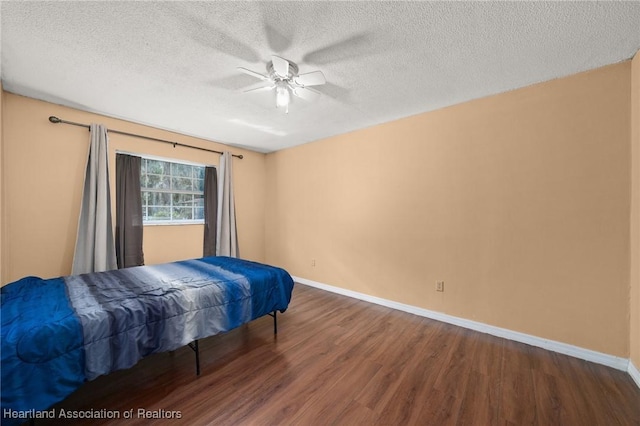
[266,62,631,357]
[2,94,266,283]
[631,52,640,370]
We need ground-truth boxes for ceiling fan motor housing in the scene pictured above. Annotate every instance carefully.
[267,60,299,80]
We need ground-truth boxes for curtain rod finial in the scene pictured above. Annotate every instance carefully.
[238,155,244,159]
[49,116,61,123]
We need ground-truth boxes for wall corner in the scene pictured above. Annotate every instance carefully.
[630,50,640,372]
[0,81,5,285]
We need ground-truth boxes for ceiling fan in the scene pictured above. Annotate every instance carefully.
[237,56,326,113]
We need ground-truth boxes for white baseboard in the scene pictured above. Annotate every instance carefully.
[629,360,640,388]
[293,276,631,374]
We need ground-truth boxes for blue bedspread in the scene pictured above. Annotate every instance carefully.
[1,276,85,416]
[1,256,294,422]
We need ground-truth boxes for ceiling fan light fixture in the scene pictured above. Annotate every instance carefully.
[239,56,325,114]
[276,83,290,108]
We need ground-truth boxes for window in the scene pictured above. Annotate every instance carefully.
[141,157,206,224]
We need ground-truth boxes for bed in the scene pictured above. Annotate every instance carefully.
[1,256,294,423]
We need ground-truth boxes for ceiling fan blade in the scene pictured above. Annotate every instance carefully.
[292,86,321,102]
[243,84,275,93]
[271,55,290,77]
[294,71,326,87]
[237,67,270,81]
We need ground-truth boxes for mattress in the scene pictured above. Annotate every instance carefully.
[1,256,294,422]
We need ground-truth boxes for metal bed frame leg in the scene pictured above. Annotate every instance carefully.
[187,340,200,376]
[268,310,277,335]
[195,340,200,375]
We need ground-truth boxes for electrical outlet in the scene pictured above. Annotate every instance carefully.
[311,259,316,267]
[436,281,445,292]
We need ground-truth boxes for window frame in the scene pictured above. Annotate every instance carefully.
[120,152,212,226]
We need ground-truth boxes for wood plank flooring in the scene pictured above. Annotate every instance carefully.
[39,284,640,425]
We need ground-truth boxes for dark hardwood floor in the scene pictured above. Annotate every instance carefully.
[39,284,640,425]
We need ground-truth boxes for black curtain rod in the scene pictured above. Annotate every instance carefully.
[48,116,243,159]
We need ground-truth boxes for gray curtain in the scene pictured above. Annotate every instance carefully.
[216,152,239,257]
[203,166,218,257]
[72,124,117,274]
[115,154,144,268]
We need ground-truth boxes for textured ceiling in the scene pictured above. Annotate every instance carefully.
[2,1,640,153]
